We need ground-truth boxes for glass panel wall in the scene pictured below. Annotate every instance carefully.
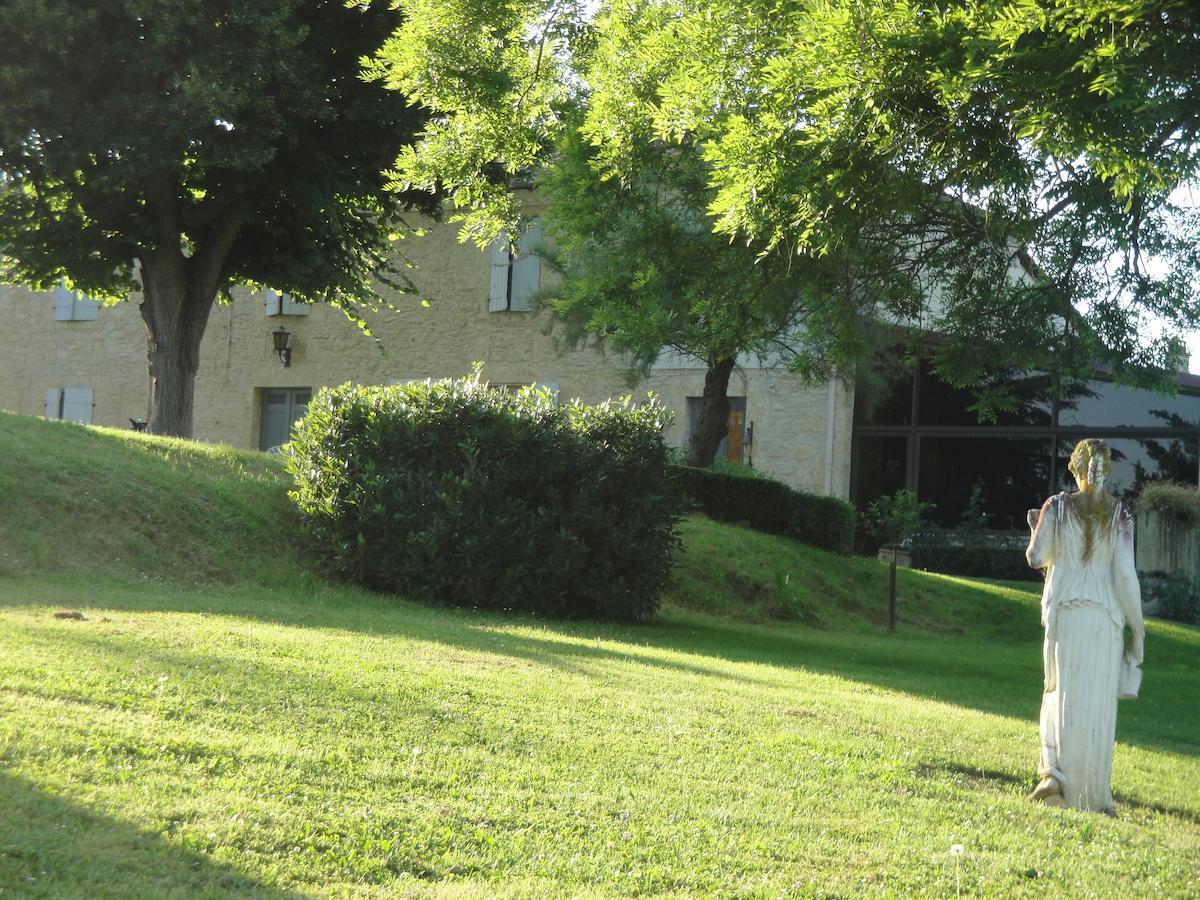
[1057,382,1200,429]
[853,365,914,427]
[917,437,1052,529]
[918,363,1053,427]
[853,435,908,511]
[852,353,1200,533]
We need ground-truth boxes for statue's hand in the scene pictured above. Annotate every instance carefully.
[1128,631,1145,666]
[1027,508,1040,530]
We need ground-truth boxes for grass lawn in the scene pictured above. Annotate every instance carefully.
[0,412,1198,897]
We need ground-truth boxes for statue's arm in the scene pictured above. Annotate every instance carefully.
[1026,496,1056,569]
[1114,505,1145,663]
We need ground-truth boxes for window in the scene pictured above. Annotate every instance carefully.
[488,219,542,312]
[53,283,100,321]
[259,388,312,451]
[686,397,748,462]
[917,437,1052,528]
[264,289,310,317]
[1057,381,1200,429]
[44,387,94,424]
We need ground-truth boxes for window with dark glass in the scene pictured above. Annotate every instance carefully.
[917,362,1052,427]
[1056,382,1200,429]
[853,435,908,512]
[917,437,1052,529]
[853,362,915,427]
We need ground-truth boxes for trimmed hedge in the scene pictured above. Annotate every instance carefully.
[286,376,680,621]
[909,533,1041,582]
[672,464,855,554]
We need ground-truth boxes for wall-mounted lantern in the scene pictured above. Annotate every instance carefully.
[272,326,292,367]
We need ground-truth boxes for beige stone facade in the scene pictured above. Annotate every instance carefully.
[0,216,854,499]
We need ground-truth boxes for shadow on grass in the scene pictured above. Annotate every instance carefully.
[3,575,1198,761]
[0,770,299,898]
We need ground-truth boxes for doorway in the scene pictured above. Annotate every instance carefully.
[260,388,312,451]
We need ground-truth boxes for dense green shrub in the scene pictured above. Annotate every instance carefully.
[672,465,855,554]
[1151,571,1200,625]
[1138,482,1200,529]
[286,375,680,621]
[909,532,1040,582]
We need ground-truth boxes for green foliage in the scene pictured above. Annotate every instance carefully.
[672,465,856,554]
[708,457,771,481]
[865,490,934,549]
[1154,572,1200,626]
[286,374,680,621]
[0,1,437,434]
[537,87,839,380]
[909,536,1042,583]
[0,1,432,304]
[1138,481,1200,529]
[958,480,991,532]
[377,0,1200,405]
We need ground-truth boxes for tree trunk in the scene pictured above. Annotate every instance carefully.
[138,253,217,438]
[136,175,242,438]
[686,356,736,468]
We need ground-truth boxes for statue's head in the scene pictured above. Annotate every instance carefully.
[1068,438,1112,493]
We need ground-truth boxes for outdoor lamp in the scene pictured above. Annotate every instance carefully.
[272,326,292,367]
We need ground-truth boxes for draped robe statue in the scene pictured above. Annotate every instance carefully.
[1025,438,1145,813]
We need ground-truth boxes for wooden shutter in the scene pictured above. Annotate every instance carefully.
[44,388,62,419]
[53,285,74,320]
[60,387,93,424]
[281,294,311,315]
[74,294,100,320]
[264,289,282,317]
[509,219,542,311]
[488,237,511,311]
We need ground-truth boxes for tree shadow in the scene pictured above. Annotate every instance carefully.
[4,576,1198,760]
[0,770,299,898]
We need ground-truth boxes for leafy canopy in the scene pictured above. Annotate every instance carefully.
[0,0,434,308]
[377,0,1200,400]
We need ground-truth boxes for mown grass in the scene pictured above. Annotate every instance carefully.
[0,411,1197,897]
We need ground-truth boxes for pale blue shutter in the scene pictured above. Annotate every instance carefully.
[44,388,62,419]
[281,294,311,315]
[53,285,74,320]
[74,294,100,320]
[509,220,542,311]
[488,238,511,311]
[60,387,93,424]
[264,289,283,317]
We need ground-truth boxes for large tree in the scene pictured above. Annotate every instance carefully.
[540,120,885,467]
[377,0,1200,417]
[0,0,434,436]
[583,0,1200,384]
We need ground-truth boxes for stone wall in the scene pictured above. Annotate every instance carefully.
[0,215,854,498]
[1135,509,1200,578]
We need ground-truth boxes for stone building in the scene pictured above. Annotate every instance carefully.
[0,212,855,500]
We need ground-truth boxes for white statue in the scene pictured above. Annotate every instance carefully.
[1025,438,1144,813]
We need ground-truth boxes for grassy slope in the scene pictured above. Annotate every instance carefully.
[0,411,1197,897]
